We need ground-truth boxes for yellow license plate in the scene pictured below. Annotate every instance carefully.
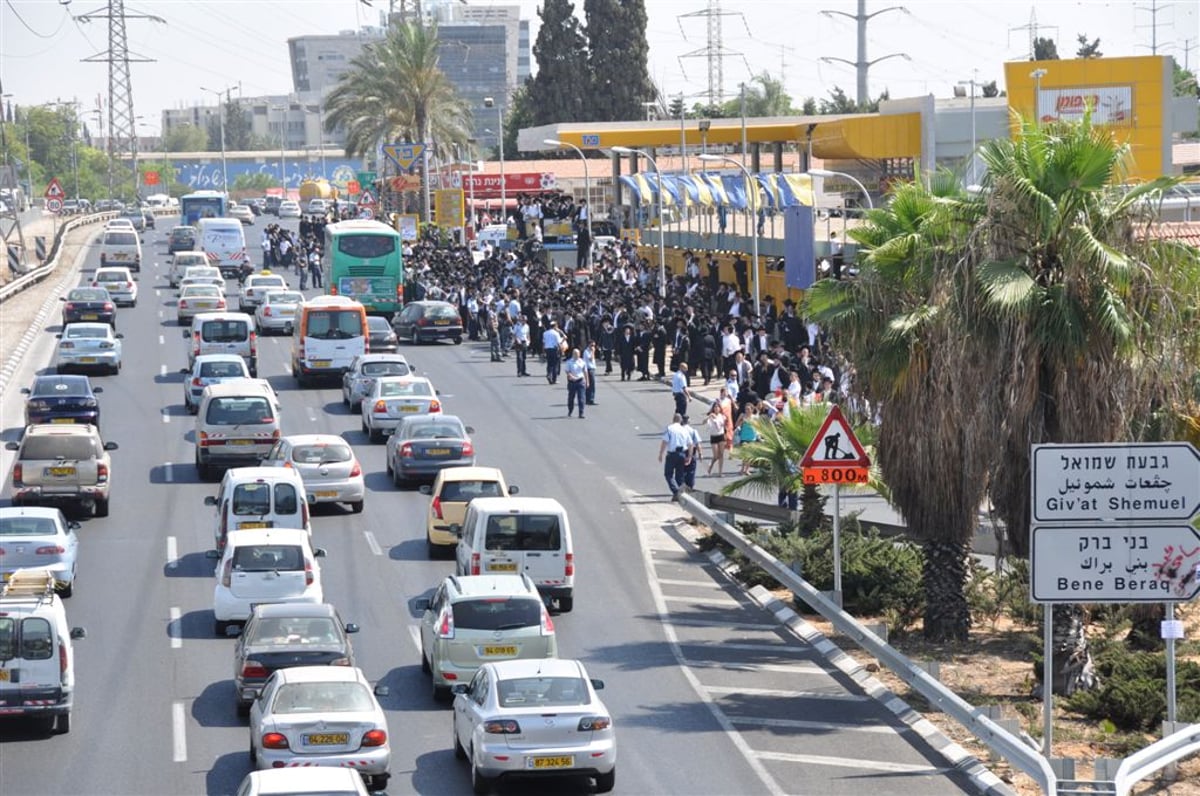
[529,756,574,770]
[0,670,9,682]
[488,562,517,572]
[482,645,517,657]
[196,302,213,308]
[399,405,419,413]
[311,360,331,368]
[315,491,337,498]
[47,466,76,477]
[304,733,349,746]
[426,448,451,456]
[78,357,97,363]
[434,320,450,326]
[81,314,99,320]
[238,521,269,529]
[51,418,74,424]
[228,439,254,446]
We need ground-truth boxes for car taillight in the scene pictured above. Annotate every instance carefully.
[199,430,209,447]
[461,441,474,457]
[349,460,362,477]
[373,400,387,414]
[250,331,257,355]
[64,302,75,311]
[97,463,109,484]
[179,300,188,308]
[126,281,133,289]
[396,284,404,303]
[192,377,202,387]
[429,399,441,413]
[301,500,309,527]
[12,464,23,485]
[331,657,351,666]
[578,716,611,731]
[263,306,272,316]
[484,719,521,734]
[540,605,555,636]
[59,641,68,678]
[565,552,574,577]
[221,558,232,588]
[416,317,429,327]
[329,285,338,295]
[36,545,67,555]
[104,303,114,311]
[217,299,226,308]
[399,442,413,459]
[59,341,75,349]
[240,661,268,679]
[436,608,454,639]
[470,552,480,576]
[304,558,314,586]
[261,732,289,749]
[361,729,387,747]
[431,496,443,519]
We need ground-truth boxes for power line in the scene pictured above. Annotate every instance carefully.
[819,0,910,108]
[1008,8,1059,61]
[1134,0,1172,55]
[4,0,70,39]
[677,0,751,107]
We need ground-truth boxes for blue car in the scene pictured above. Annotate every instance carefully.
[21,375,103,429]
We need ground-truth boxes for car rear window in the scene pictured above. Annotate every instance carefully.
[68,289,107,302]
[362,361,410,377]
[232,483,271,515]
[198,361,246,378]
[0,516,58,535]
[484,514,562,551]
[65,326,108,339]
[247,616,339,647]
[182,286,221,297]
[31,379,88,397]
[271,682,374,714]
[205,396,273,425]
[292,444,352,464]
[305,310,364,339]
[403,420,464,440]
[232,544,304,571]
[438,480,504,503]
[19,618,53,660]
[0,618,14,660]
[380,380,431,398]
[452,597,542,631]
[200,320,249,343]
[103,232,137,246]
[21,436,99,460]
[426,304,460,320]
[497,676,590,708]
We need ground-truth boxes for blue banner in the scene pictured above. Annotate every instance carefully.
[784,205,815,290]
[171,157,364,192]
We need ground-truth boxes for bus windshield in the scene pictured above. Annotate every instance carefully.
[181,193,228,226]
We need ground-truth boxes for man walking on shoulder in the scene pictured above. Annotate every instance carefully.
[657,413,692,500]
[671,362,692,417]
[564,348,589,419]
[543,320,564,384]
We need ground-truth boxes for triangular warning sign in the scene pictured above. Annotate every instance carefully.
[799,405,871,468]
[358,190,376,206]
[44,177,66,200]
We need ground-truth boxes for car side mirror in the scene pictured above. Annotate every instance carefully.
[103,441,119,451]
[307,493,316,504]
[178,368,189,374]
[451,684,469,695]
[20,387,30,394]
[204,549,221,560]
[413,597,431,612]
[55,333,62,339]
[508,485,519,495]
[418,485,432,495]
[344,623,360,634]
[373,684,390,698]
[449,523,462,537]
[181,329,189,339]
[92,387,103,394]
[225,625,241,638]
[203,495,217,506]
[590,679,605,690]
[68,521,82,530]
[70,627,87,640]
[115,333,124,339]
[59,297,67,302]
[5,441,19,451]
[313,548,327,558]
[464,426,475,435]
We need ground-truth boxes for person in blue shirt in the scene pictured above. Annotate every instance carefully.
[671,362,692,416]
[582,341,598,405]
[657,414,693,500]
[563,348,589,419]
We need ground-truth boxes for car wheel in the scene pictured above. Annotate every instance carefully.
[349,500,364,514]
[361,418,369,436]
[58,580,74,599]
[370,428,384,444]
[454,336,463,345]
[392,466,404,488]
[249,738,257,764]
[433,681,451,704]
[369,774,389,792]
[470,747,494,794]
[214,619,229,637]
[427,538,439,560]
[236,701,250,718]
[197,460,212,481]
[54,711,71,735]
[94,497,110,518]
[342,390,350,408]
[595,768,616,793]
[453,724,466,760]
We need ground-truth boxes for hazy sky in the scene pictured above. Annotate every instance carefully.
[2,0,1196,134]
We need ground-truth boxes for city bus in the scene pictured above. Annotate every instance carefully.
[180,190,228,226]
[324,219,405,317]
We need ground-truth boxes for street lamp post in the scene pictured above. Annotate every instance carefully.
[612,145,667,297]
[465,138,477,230]
[806,167,874,210]
[1030,68,1048,126]
[700,154,759,316]
[200,85,236,192]
[956,74,979,185]
[544,138,592,268]
[484,97,505,218]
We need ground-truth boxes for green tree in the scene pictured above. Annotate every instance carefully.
[1172,57,1199,99]
[584,0,654,121]
[1033,36,1059,60]
[164,123,208,152]
[801,97,818,116]
[724,73,794,117]
[817,85,887,114]
[668,95,686,119]
[527,0,589,125]
[1075,33,1102,59]
[323,20,472,220]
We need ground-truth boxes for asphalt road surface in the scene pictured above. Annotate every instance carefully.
[0,215,974,796]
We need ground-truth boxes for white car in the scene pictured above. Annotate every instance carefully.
[360,375,440,443]
[235,768,369,796]
[255,289,304,335]
[278,201,301,218]
[452,658,616,793]
[306,199,329,215]
[208,528,325,635]
[340,353,413,412]
[0,507,81,597]
[168,251,209,288]
[177,284,227,324]
[240,272,290,312]
[181,353,251,413]
[55,323,124,375]
[103,217,135,232]
[230,204,255,225]
[248,666,390,792]
[91,266,138,306]
[262,434,366,513]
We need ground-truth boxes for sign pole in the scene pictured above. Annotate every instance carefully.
[1165,601,1177,724]
[832,483,842,602]
[1043,604,1053,757]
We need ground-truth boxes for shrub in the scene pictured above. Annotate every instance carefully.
[1066,640,1200,731]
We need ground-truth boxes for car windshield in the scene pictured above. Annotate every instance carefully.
[232,544,303,572]
[104,232,137,245]
[198,361,246,378]
[292,444,352,464]
[437,480,504,503]
[484,514,561,551]
[31,379,88,397]
[497,676,591,708]
[305,310,363,340]
[0,516,59,535]
[270,682,374,714]
[21,436,99,460]
[205,397,273,425]
[361,361,409,377]
[267,292,303,305]
[367,317,392,332]
[452,598,542,631]
[67,289,107,301]
[379,380,430,398]
[200,321,248,343]
[247,616,340,647]
[403,421,464,440]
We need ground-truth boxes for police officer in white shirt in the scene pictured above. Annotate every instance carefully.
[657,414,693,499]
[563,348,589,418]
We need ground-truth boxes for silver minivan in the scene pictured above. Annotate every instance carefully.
[185,312,258,376]
[194,381,281,481]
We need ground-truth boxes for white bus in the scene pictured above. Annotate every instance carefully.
[197,217,248,278]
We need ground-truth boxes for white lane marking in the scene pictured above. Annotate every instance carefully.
[164,462,174,481]
[158,309,163,319]
[656,577,722,589]
[680,642,808,654]
[158,334,164,345]
[156,289,161,298]
[160,364,167,377]
[754,751,946,774]
[169,606,182,649]
[407,624,422,653]
[166,536,178,568]
[679,657,829,676]
[664,617,778,631]
[161,409,170,424]
[307,406,317,422]
[728,715,904,735]
[704,685,869,702]
[363,531,382,556]
[661,593,745,608]
[172,701,187,762]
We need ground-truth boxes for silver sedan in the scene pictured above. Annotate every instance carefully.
[255,290,305,335]
[360,376,439,444]
[0,506,81,597]
[55,323,124,375]
[262,434,365,513]
[340,354,412,413]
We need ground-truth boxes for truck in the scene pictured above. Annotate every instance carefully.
[298,179,339,204]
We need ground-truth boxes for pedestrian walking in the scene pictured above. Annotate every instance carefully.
[308,247,323,289]
[512,314,530,376]
[616,324,636,381]
[671,362,691,416]
[657,413,692,500]
[583,341,598,405]
[683,420,703,489]
[564,348,588,418]
[543,320,564,384]
[705,404,728,477]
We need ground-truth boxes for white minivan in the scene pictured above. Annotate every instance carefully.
[453,496,575,612]
[98,228,142,271]
[198,217,248,278]
[205,466,311,552]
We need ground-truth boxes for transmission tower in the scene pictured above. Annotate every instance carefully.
[677,0,750,107]
[77,0,163,198]
[1135,0,1172,55]
[819,0,910,109]
[1008,8,1059,61]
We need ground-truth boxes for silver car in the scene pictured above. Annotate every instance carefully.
[262,435,365,513]
[360,376,439,444]
[55,323,124,375]
[385,414,475,486]
[0,507,80,597]
[255,290,304,335]
[249,666,390,792]
[177,284,227,324]
[340,354,412,413]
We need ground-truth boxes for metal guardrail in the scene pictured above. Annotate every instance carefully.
[677,491,1060,795]
[1113,724,1200,796]
[0,211,114,303]
[702,492,798,525]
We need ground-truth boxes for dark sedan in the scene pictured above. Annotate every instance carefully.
[21,375,103,428]
[392,300,463,345]
[232,602,358,714]
[367,315,399,353]
[60,287,116,328]
[167,225,197,253]
[385,414,475,486]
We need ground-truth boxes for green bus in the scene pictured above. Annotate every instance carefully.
[324,219,405,317]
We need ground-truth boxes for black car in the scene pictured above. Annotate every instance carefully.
[232,602,358,714]
[264,196,282,216]
[367,315,399,353]
[60,287,117,328]
[167,225,197,253]
[392,300,464,345]
[141,208,156,229]
[21,375,103,428]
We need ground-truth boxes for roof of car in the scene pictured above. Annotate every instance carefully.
[62,322,114,333]
[279,434,351,447]
[357,353,410,363]
[468,496,564,512]
[222,465,304,483]
[22,423,100,438]
[194,353,247,364]
[0,506,64,520]
[445,573,538,599]
[436,466,507,483]
[485,657,588,680]
[273,665,365,685]
[201,380,276,398]
[243,767,368,795]
[224,527,312,546]
[251,602,339,620]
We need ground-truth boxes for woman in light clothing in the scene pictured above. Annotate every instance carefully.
[704,403,728,477]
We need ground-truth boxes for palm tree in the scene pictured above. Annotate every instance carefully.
[323,21,473,220]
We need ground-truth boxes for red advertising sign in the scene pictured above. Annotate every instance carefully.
[429,172,558,198]
[143,171,160,186]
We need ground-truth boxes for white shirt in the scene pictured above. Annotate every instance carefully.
[721,331,742,358]
[542,327,563,350]
[671,369,689,395]
[661,421,691,451]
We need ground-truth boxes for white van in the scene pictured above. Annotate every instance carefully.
[198,217,248,278]
[0,569,87,734]
[194,380,282,481]
[99,228,142,271]
[291,295,368,386]
[205,466,311,552]
[168,251,210,288]
[185,311,258,375]
[453,496,575,612]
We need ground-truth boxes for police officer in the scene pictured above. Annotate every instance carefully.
[564,348,589,418]
[682,417,703,489]
[657,413,692,500]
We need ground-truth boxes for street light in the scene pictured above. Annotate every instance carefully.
[483,97,505,217]
[200,85,237,192]
[544,138,592,268]
[612,145,667,297]
[700,154,759,316]
[465,138,477,228]
[956,75,979,185]
[1030,68,1048,126]
[807,168,874,210]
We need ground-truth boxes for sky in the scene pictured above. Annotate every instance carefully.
[1,0,1196,135]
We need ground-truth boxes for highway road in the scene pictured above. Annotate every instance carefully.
[0,215,975,795]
